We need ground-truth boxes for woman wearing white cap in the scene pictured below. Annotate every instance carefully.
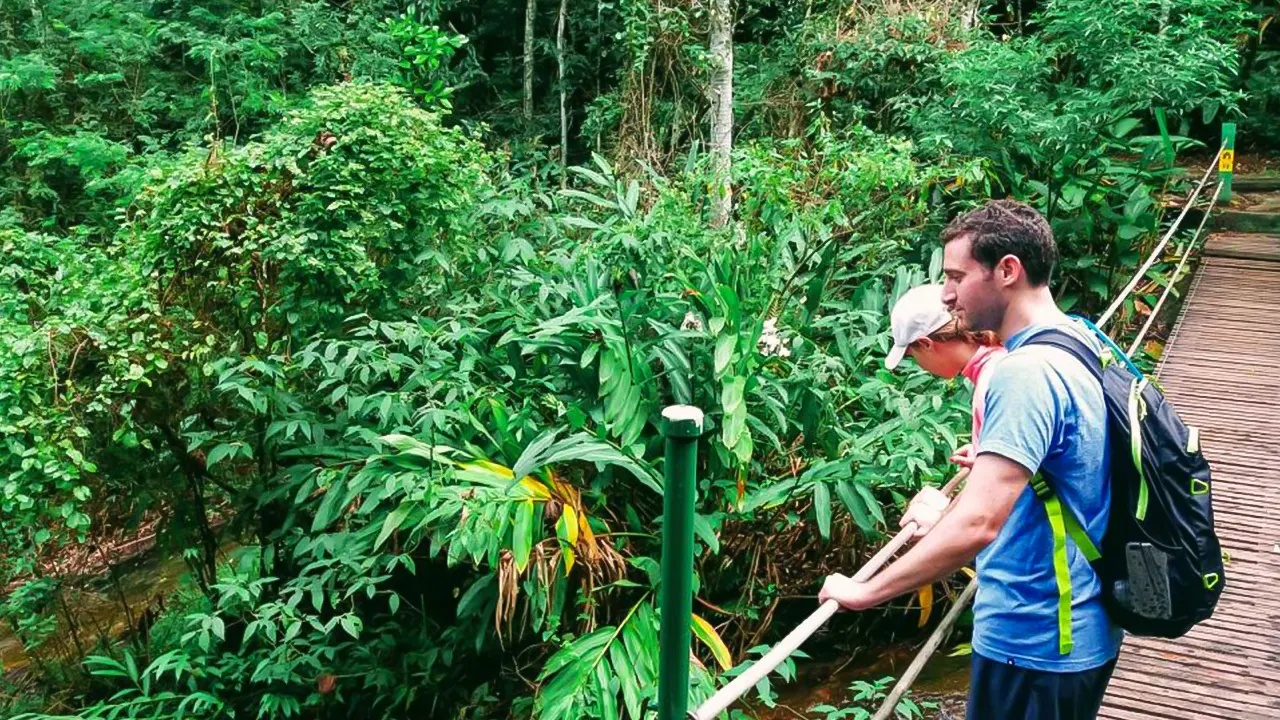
[884,283,1006,536]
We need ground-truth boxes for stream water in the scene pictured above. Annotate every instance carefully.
[1,548,213,674]
[753,639,971,719]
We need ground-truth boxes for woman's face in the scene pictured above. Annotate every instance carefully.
[907,338,967,379]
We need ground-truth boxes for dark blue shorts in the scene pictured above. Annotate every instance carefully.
[967,653,1118,720]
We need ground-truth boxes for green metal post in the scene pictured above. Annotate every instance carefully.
[658,405,703,720]
[1220,122,1236,203]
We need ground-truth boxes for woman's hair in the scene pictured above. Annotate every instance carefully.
[915,318,1000,348]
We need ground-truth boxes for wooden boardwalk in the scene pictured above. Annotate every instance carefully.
[1099,231,1280,719]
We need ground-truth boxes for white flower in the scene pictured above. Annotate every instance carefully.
[757,317,791,358]
[681,311,705,332]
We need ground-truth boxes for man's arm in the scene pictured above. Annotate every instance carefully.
[818,452,1030,610]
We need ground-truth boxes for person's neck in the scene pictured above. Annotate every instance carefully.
[999,287,1064,341]
[945,341,980,377]
[956,342,984,381]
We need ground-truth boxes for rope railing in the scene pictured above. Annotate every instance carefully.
[1097,143,1227,331]
[1125,181,1224,358]
[686,145,1230,720]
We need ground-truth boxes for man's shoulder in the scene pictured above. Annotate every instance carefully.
[1012,320,1105,356]
[986,347,1056,392]
[986,324,1106,417]
[1006,322,1104,378]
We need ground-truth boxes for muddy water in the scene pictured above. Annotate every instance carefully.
[752,640,971,719]
[0,548,221,673]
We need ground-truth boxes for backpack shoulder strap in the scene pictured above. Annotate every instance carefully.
[1028,473,1101,655]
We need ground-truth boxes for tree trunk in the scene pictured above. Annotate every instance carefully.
[708,0,733,229]
[557,0,568,182]
[524,0,536,119]
[596,0,603,153]
[156,422,221,593]
[961,0,981,31]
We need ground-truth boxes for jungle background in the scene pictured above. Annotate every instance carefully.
[1,0,1277,717]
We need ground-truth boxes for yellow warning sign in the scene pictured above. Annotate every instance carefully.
[1219,149,1235,173]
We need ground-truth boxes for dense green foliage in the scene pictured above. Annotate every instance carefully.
[1,1,1273,718]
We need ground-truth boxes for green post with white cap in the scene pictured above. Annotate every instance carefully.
[657,405,703,720]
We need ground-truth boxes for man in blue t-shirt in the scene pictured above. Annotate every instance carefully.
[819,200,1121,718]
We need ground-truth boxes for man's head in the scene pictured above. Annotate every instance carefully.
[939,199,1057,333]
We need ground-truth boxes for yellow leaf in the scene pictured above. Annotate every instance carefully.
[466,459,514,478]
[518,478,552,500]
[457,460,551,500]
[690,613,733,671]
[917,584,933,628]
[559,505,580,545]
[562,545,575,577]
[577,511,599,562]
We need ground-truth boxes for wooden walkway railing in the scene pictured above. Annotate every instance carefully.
[1098,231,1280,719]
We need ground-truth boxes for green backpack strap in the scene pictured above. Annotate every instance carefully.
[1029,475,1101,655]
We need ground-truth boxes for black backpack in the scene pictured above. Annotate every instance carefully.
[1022,322,1223,652]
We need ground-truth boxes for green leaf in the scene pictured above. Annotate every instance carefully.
[610,642,642,720]
[836,480,873,532]
[599,347,618,392]
[560,188,615,209]
[560,215,604,231]
[206,443,238,468]
[514,433,662,494]
[739,479,798,513]
[340,614,362,639]
[311,477,346,532]
[330,384,348,405]
[720,376,747,449]
[713,333,736,378]
[510,430,562,487]
[537,626,616,720]
[854,483,885,526]
[596,661,619,720]
[375,503,410,550]
[692,513,720,554]
[813,482,832,541]
[513,500,535,572]
[1111,117,1141,138]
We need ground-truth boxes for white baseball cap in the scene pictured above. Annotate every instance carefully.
[885,284,954,370]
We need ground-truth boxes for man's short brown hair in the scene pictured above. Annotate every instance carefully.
[940,199,1058,287]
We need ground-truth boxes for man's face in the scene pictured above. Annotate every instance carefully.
[941,234,1006,333]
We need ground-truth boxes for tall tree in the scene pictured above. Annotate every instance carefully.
[525,0,536,118]
[558,0,569,180]
[708,0,734,228]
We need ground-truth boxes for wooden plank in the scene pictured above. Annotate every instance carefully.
[1100,233,1280,718]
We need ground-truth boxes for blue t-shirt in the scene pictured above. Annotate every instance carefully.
[972,318,1123,672]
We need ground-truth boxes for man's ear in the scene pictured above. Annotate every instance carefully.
[996,254,1022,287]
[913,337,934,352]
